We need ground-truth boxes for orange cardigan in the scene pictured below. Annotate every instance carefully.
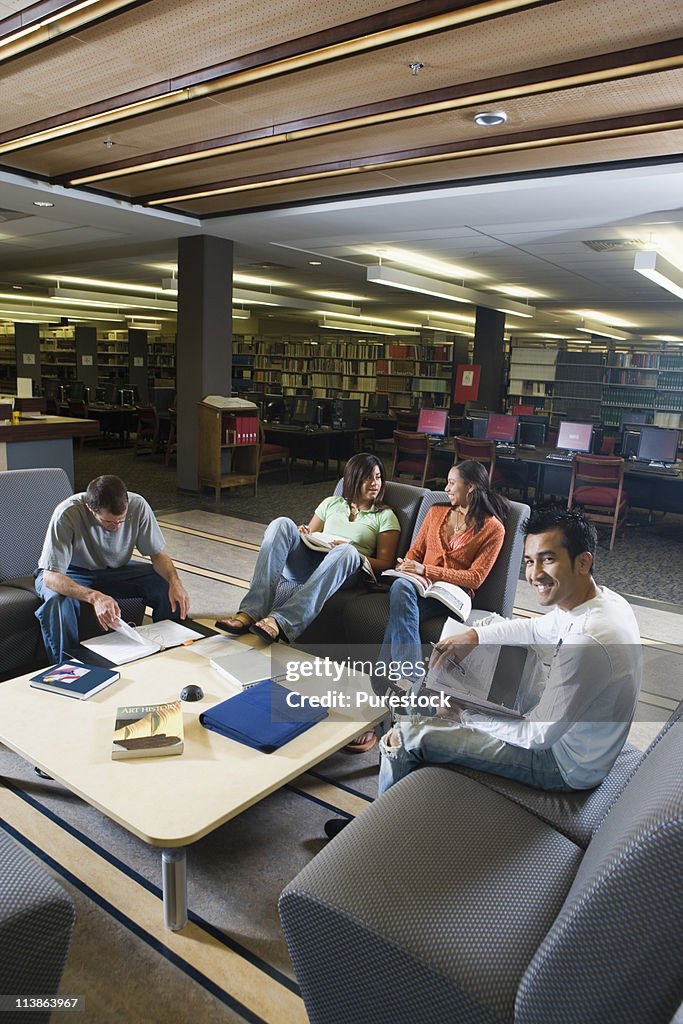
[405,507,505,590]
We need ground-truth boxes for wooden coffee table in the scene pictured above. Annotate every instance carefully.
[0,643,382,930]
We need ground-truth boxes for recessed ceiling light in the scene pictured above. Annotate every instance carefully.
[308,260,322,266]
[473,111,507,127]
[32,200,54,207]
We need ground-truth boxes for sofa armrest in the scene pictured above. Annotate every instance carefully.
[280,768,582,1024]
[0,830,75,1011]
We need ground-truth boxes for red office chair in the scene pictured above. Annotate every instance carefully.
[453,436,497,484]
[568,454,628,551]
[258,421,290,481]
[391,430,434,487]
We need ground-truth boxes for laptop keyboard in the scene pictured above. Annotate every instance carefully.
[630,463,679,476]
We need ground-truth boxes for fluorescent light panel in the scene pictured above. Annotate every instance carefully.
[575,319,633,341]
[634,250,683,300]
[367,266,535,317]
[318,320,419,336]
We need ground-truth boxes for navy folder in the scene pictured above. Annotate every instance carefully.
[199,678,328,753]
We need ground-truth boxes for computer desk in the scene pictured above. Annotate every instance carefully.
[264,424,362,481]
[430,442,683,514]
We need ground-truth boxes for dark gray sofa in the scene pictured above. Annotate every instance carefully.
[280,701,683,1024]
[295,481,529,676]
[0,828,75,1024]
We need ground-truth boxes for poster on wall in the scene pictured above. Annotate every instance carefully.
[454,364,481,404]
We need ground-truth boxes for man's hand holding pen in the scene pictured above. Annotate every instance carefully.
[429,628,480,674]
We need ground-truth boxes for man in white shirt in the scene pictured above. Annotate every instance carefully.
[35,474,190,662]
[377,507,642,795]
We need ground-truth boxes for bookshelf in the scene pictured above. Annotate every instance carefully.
[197,402,259,500]
[233,334,457,411]
[552,350,604,422]
[602,351,683,426]
[507,346,557,413]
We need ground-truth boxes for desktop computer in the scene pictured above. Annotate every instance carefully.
[416,407,449,441]
[331,398,360,430]
[546,421,593,461]
[516,416,547,449]
[485,413,518,452]
[635,426,680,472]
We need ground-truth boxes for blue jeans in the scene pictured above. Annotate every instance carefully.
[377,577,447,687]
[378,715,571,795]
[35,561,175,663]
[239,517,361,640]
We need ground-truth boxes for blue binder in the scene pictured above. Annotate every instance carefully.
[199,678,328,753]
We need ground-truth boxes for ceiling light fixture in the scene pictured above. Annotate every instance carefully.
[232,309,251,320]
[49,287,177,311]
[421,320,475,336]
[473,111,507,126]
[364,247,483,281]
[634,250,683,300]
[308,260,322,266]
[575,319,633,341]
[318,320,419,337]
[367,265,535,317]
[32,200,54,208]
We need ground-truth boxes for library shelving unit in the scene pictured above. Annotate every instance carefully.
[40,328,76,383]
[233,334,458,411]
[507,345,557,414]
[551,350,604,422]
[601,351,683,427]
[0,329,16,387]
[147,336,176,388]
[197,401,259,501]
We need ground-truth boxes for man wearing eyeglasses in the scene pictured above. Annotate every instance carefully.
[35,474,190,662]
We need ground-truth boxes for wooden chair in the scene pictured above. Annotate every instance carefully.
[390,430,434,487]
[258,421,290,480]
[453,436,497,484]
[134,404,159,456]
[568,453,628,550]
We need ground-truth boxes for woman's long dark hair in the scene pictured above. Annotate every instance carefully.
[342,452,387,508]
[454,460,509,532]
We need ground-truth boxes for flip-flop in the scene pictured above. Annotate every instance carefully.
[344,731,377,754]
[214,612,254,636]
[249,615,281,644]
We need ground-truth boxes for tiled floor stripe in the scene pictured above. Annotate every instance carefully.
[158,521,261,552]
[288,772,372,818]
[0,788,306,1024]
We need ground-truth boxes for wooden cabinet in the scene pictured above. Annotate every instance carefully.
[197,402,259,501]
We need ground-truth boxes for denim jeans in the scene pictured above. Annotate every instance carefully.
[239,516,361,640]
[378,715,571,795]
[376,577,447,687]
[35,561,174,663]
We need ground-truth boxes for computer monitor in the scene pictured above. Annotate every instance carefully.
[621,428,642,460]
[556,420,593,454]
[516,417,547,448]
[416,408,449,438]
[636,426,680,467]
[291,397,314,426]
[264,395,287,422]
[485,413,518,444]
[466,414,489,439]
[367,393,389,415]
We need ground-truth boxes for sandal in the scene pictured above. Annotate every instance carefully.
[214,611,254,636]
[345,731,378,754]
[249,615,281,644]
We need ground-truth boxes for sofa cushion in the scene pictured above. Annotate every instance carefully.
[0,582,44,679]
[280,767,582,1024]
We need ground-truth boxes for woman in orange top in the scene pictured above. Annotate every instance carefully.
[378,459,508,689]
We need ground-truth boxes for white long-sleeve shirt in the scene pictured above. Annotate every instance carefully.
[461,587,642,788]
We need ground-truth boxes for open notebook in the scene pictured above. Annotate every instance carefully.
[80,619,204,666]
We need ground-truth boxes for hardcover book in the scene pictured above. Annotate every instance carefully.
[30,660,120,699]
[111,700,184,760]
[301,532,376,581]
[380,570,472,622]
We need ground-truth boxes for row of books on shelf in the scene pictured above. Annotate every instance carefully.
[605,371,658,386]
[223,414,258,444]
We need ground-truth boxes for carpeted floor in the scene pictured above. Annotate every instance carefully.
[73,446,683,605]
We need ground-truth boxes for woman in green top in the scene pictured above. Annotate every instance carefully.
[216,453,400,644]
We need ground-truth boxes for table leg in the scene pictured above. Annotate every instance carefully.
[162,847,188,930]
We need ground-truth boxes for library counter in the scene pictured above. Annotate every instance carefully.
[0,415,99,487]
